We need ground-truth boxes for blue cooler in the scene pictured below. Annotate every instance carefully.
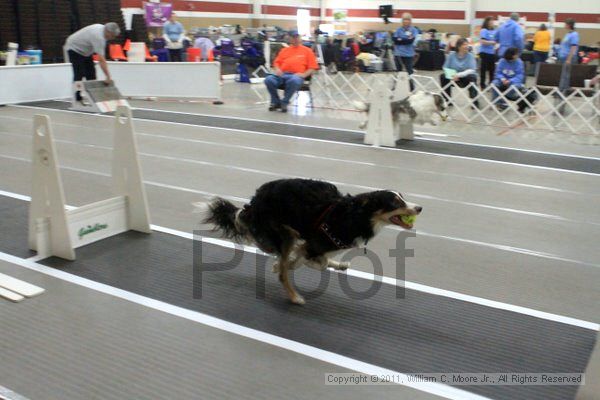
[25,49,42,64]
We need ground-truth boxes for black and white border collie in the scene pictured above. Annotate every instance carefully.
[353,91,449,129]
[200,178,422,305]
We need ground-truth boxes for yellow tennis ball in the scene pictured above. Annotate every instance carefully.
[401,215,417,225]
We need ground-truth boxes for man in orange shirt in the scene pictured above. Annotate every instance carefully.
[264,32,318,112]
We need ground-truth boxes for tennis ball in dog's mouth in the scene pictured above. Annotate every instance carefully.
[401,215,417,225]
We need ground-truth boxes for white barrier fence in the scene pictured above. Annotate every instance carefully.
[0,64,72,105]
[411,74,600,141]
[253,71,599,142]
[0,61,222,105]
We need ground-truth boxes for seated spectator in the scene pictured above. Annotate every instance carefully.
[193,36,215,61]
[492,47,536,113]
[552,38,561,58]
[322,38,340,73]
[264,32,318,113]
[439,38,479,108]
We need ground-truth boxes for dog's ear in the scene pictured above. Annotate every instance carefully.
[433,94,446,109]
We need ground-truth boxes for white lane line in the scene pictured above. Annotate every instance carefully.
[417,136,600,162]
[2,133,598,227]
[9,104,600,177]
[131,106,600,161]
[1,158,598,269]
[0,188,598,331]
[2,125,591,196]
[0,251,493,400]
[154,225,599,331]
[0,385,32,400]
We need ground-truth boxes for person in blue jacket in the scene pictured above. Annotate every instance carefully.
[492,47,536,113]
[393,12,419,76]
[494,13,524,57]
[479,16,497,88]
[558,18,579,93]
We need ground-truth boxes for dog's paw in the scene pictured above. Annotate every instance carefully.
[336,262,350,271]
[290,294,306,305]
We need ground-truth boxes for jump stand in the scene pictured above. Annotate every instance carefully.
[393,72,414,141]
[28,105,151,260]
[364,79,396,147]
[70,80,129,113]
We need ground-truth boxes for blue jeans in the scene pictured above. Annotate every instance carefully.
[264,73,304,106]
[492,82,536,111]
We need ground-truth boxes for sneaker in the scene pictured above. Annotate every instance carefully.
[496,103,508,111]
[268,104,281,111]
[281,104,288,113]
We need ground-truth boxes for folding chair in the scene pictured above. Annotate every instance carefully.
[109,44,127,61]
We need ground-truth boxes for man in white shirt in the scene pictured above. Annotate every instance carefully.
[64,22,120,102]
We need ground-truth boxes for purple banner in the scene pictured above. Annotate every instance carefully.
[144,2,172,27]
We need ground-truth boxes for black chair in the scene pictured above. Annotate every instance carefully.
[277,74,313,106]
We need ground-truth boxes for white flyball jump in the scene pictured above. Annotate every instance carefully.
[363,71,414,147]
[71,80,130,113]
[28,105,151,260]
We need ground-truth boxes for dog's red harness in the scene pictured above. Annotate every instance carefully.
[314,203,354,250]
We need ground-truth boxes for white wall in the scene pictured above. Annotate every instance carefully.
[474,0,600,13]
[325,0,466,11]
[262,0,319,6]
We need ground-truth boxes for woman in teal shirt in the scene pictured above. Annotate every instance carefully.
[479,17,497,88]
[440,38,479,108]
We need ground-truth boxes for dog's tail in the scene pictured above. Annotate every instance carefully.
[352,100,370,112]
[196,198,248,241]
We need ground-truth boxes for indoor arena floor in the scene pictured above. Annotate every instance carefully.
[0,101,599,400]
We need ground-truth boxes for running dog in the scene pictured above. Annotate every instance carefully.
[353,91,449,129]
[199,178,422,305]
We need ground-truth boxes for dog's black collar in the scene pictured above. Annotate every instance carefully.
[319,222,354,249]
[314,203,355,250]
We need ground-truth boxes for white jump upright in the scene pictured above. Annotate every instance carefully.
[363,79,395,147]
[393,72,414,141]
[28,105,151,260]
